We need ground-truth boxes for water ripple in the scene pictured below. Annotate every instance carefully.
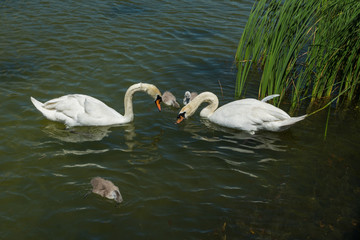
[218,146,255,154]
[223,158,246,167]
[54,149,109,156]
[231,168,259,178]
[62,163,107,169]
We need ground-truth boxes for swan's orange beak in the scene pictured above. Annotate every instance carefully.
[176,112,186,124]
[155,95,162,112]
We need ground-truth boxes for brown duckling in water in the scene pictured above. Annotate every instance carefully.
[162,91,180,108]
[90,177,123,203]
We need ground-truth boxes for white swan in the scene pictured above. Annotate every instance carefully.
[176,92,306,133]
[183,91,198,105]
[30,83,162,127]
[91,177,123,203]
[162,91,180,108]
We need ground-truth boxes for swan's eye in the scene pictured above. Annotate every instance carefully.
[155,95,162,103]
[155,95,162,112]
[176,112,186,124]
[179,112,186,118]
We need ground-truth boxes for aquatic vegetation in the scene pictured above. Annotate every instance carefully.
[235,0,360,109]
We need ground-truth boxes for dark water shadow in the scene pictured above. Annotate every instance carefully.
[171,26,217,42]
[104,2,148,18]
[0,57,40,83]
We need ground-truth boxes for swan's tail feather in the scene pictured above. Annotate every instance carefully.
[280,114,307,128]
[30,97,54,120]
[30,96,70,125]
[30,97,44,111]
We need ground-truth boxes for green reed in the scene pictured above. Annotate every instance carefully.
[235,0,360,109]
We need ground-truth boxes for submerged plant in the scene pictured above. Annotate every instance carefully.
[235,0,360,109]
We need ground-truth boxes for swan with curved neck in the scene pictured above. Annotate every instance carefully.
[31,83,162,127]
[176,92,306,133]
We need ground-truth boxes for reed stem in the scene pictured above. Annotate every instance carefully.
[235,0,360,111]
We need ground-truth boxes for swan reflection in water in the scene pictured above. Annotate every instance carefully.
[41,123,163,161]
[189,119,289,153]
[42,122,136,144]
[177,119,288,178]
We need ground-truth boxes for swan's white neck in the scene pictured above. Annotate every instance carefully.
[123,83,144,122]
[186,92,219,118]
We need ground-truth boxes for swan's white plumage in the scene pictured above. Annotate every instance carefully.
[31,83,162,127]
[31,95,124,127]
[177,92,306,133]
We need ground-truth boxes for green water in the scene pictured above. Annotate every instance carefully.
[1,0,359,239]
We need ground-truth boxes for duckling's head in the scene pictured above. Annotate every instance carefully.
[183,91,191,105]
[108,186,123,203]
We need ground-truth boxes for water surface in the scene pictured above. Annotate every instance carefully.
[0,0,359,239]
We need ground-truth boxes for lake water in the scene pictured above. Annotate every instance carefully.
[1,0,359,239]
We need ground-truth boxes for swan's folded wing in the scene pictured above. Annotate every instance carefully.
[249,105,290,125]
[211,99,290,130]
[83,97,119,118]
[42,94,116,119]
[42,95,85,119]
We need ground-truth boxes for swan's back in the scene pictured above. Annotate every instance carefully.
[209,98,305,132]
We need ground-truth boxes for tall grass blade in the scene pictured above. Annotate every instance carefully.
[235,0,360,111]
